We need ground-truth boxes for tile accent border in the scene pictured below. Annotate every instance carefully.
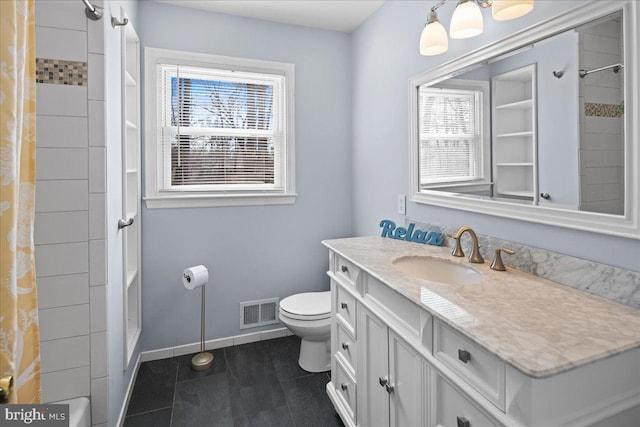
[406,218,640,309]
[36,58,88,86]
[585,102,624,118]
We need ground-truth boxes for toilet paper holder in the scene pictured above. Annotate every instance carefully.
[183,265,214,371]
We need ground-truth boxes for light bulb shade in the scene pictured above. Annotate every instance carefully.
[450,0,484,39]
[420,20,449,56]
[492,0,534,21]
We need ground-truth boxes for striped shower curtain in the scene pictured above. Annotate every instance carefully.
[0,0,42,403]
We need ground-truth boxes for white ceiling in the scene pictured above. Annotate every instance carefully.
[152,0,385,33]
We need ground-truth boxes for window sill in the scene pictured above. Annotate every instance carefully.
[144,193,297,209]
[421,182,493,193]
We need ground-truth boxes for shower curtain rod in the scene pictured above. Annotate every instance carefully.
[579,63,624,79]
[82,0,102,20]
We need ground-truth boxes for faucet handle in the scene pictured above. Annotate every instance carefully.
[491,248,515,271]
[451,237,465,258]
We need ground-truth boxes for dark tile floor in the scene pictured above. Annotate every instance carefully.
[124,336,345,427]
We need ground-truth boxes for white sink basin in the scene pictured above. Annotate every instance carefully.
[392,256,483,285]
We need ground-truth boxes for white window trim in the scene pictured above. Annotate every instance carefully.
[417,79,491,191]
[144,47,296,208]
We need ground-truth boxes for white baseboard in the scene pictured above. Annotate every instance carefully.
[139,327,292,363]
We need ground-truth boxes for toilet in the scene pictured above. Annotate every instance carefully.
[279,291,331,373]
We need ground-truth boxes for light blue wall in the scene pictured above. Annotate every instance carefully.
[137,2,352,351]
[351,1,640,271]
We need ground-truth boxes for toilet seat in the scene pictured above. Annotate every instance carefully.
[280,291,330,321]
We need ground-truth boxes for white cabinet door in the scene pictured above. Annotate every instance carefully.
[357,306,425,427]
[358,305,390,427]
[389,330,423,427]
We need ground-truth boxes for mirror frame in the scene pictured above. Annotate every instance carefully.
[408,0,639,239]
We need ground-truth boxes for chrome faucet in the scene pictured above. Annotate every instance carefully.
[452,226,484,264]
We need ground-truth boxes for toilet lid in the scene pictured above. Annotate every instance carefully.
[280,291,331,320]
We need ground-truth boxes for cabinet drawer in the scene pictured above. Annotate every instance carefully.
[335,358,356,424]
[365,275,421,338]
[434,320,505,410]
[334,254,359,289]
[336,322,357,375]
[431,371,502,427]
[336,284,356,336]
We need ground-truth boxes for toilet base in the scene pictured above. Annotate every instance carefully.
[298,338,330,373]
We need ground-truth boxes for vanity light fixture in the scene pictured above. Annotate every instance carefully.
[420,0,534,56]
[492,0,534,21]
[420,10,449,55]
[450,0,484,39]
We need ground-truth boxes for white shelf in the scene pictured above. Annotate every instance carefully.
[492,64,537,203]
[495,131,533,138]
[126,270,137,289]
[125,70,137,87]
[127,328,141,350]
[496,162,534,167]
[499,190,534,198]
[496,99,532,110]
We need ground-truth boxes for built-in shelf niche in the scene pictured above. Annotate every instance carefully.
[121,12,141,370]
[492,64,538,202]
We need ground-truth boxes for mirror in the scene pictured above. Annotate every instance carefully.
[409,1,640,238]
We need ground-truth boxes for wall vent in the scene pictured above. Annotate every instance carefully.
[240,298,279,329]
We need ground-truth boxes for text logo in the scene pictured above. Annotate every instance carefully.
[1,405,68,426]
[379,220,444,246]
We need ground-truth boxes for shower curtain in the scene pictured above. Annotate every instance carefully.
[0,0,41,403]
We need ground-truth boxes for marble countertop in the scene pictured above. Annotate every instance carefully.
[322,236,640,378]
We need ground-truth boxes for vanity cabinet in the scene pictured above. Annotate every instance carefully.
[324,240,640,427]
[327,252,505,427]
[491,64,538,203]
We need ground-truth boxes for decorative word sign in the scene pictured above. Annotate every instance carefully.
[379,220,444,246]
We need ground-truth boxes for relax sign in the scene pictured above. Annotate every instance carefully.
[379,220,444,246]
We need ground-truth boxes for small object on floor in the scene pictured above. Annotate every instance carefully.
[191,351,213,371]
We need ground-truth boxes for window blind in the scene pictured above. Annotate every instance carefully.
[418,87,483,186]
[158,64,286,192]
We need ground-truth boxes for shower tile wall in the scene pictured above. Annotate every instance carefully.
[34,1,107,426]
[578,18,624,215]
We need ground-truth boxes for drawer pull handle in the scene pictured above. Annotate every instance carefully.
[340,302,348,309]
[341,342,349,350]
[385,383,395,394]
[378,376,388,387]
[457,416,471,427]
[341,383,348,391]
[341,265,349,273]
[458,349,471,363]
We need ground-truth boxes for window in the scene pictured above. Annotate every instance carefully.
[418,83,488,189]
[144,48,295,208]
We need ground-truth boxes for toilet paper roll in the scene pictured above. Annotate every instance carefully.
[183,265,209,290]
